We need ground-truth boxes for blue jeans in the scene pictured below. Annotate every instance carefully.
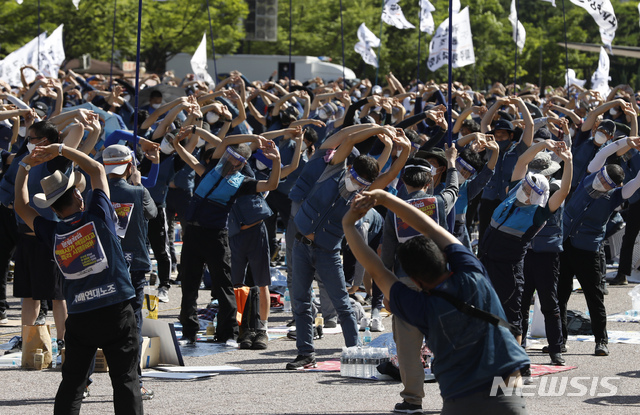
[291,239,359,355]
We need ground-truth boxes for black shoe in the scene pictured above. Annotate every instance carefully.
[251,330,269,350]
[602,283,609,295]
[595,342,609,356]
[550,352,566,366]
[542,344,567,353]
[82,386,90,399]
[181,335,197,346]
[0,310,7,324]
[34,308,46,326]
[393,400,423,414]
[520,366,531,377]
[238,330,256,349]
[287,326,323,340]
[609,274,629,286]
[323,320,337,329]
[286,319,296,327]
[285,354,317,370]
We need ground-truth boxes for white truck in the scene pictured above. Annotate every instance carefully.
[166,53,356,83]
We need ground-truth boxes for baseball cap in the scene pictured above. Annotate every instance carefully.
[102,144,133,175]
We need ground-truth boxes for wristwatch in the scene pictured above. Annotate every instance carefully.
[58,143,64,156]
[19,160,31,171]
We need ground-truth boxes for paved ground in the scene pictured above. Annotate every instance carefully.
[1,276,640,414]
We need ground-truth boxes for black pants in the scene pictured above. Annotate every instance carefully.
[147,207,172,289]
[130,270,147,386]
[617,199,640,276]
[478,198,501,245]
[265,191,292,257]
[521,250,564,352]
[55,302,142,415]
[0,205,17,313]
[558,240,608,343]
[179,225,238,341]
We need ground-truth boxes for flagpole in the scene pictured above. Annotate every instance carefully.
[109,0,117,86]
[206,0,219,82]
[417,27,422,83]
[513,0,519,94]
[447,0,453,145]
[132,0,143,148]
[339,0,346,82]
[288,0,292,90]
[37,0,41,69]
[375,0,385,86]
[561,0,570,86]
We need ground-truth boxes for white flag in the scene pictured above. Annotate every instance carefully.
[540,0,556,7]
[591,46,611,96]
[569,0,617,47]
[427,7,475,72]
[420,0,436,34]
[72,0,81,9]
[355,41,379,68]
[15,0,23,4]
[508,0,526,51]
[452,0,461,14]
[40,25,66,78]
[0,32,47,87]
[564,69,586,89]
[357,23,381,48]
[191,33,215,86]
[638,3,640,28]
[382,0,416,30]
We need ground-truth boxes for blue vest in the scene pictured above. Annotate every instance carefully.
[51,203,134,314]
[148,155,177,206]
[622,149,640,204]
[228,192,273,238]
[186,165,246,230]
[294,168,350,250]
[482,143,522,201]
[529,206,563,253]
[288,149,330,203]
[570,137,599,190]
[563,173,623,252]
[108,178,152,272]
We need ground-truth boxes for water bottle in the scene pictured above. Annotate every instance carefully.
[362,348,372,378]
[363,327,372,347]
[354,347,364,378]
[340,347,348,376]
[347,347,356,377]
[51,338,58,368]
[283,288,291,312]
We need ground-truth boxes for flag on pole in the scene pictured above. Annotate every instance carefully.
[15,0,23,4]
[40,25,66,78]
[427,7,475,72]
[591,46,611,96]
[569,0,617,47]
[0,32,47,86]
[419,0,436,34]
[355,23,380,68]
[72,0,81,9]
[191,33,215,86]
[539,0,556,7]
[452,0,461,14]
[508,0,526,52]
[382,0,416,30]
[564,69,586,89]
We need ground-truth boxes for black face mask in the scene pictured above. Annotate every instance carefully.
[498,140,511,152]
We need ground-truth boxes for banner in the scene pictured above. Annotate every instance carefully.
[190,33,215,86]
[590,46,611,96]
[419,0,436,35]
[382,0,416,30]
[394,197,440,242]
[357,22,381,48]
[569,0,617,47]
[564,68,586,89]
[427,7,475,72]
[0,32,47,87]
[112,202,135,238]
[40,25,66,78]
[508,0,526,52]
[54,221,109,280]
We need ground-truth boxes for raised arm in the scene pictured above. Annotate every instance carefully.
[547,143,572,213]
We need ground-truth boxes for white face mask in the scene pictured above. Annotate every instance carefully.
[609,108,619,117]
[206,111,219,124]
[122,94,131,102]
[26,142,36,154]
[301,142,308,152]
[18,126,26,137]
[594,131,608,145]
[256,160,269,170]
[159,138,174,155]
[151,103,162,110]
[344,177,360,193]
[569,127,575,137]
[456,171,466,185]
[592,175,608,193]
[516,187,530,204]
[196,137,206,148]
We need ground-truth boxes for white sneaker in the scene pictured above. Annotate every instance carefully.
[359,317,370,331]
[370,317,384,332]
[157,287,169,303]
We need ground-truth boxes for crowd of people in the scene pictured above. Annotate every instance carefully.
[1,64,640,414]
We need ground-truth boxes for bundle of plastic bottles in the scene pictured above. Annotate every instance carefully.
[340,346,390,379]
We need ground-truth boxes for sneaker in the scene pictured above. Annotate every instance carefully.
[57,339,65,355]
[393,400,423,413]
[286,319,296,327]
[35,309,46,326]
[82,386,90,399]
[181,335,197,346]
[287,326,323,340]
[238,330,256,349]
[157,287,169,303]
[542,344,567,353]
[148,272,157,286]
[141,386,154,400]
[285,354,317,370]
[251,330,269,350]
[594,342,609,356]
[323,320,337,329]
[0,310,7,324]
[609,273,629,286]
[359,317,371,331]
[370,317,384,332]
[550,352,566,366]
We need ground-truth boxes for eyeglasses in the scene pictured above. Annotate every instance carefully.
[25,136,47,144]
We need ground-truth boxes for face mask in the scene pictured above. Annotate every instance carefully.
[317,109,328,121]
[516,187,529,204]
[592,175,608,193]
[196,137,206,148]
[610,108,619,117]
[151,103,162,110]
[594,131,608,145]
[569,127,575,137]
[122,94,131,102]
[159,137,174,155]
[27,142,36,154]
[256,159,269,170]
[206,111,220,124]
[498,140,511,152]
[301,142,308,152]
[18,126,26,137]
[344,177,360,193]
